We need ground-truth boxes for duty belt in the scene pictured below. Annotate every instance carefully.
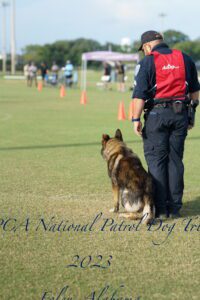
[154,101,186,108]
[144,97,190,112]
[153,97,190,108]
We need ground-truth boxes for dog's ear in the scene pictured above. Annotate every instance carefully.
[102,134,110,144]
[115,129,123,141]
[102,134,110,141]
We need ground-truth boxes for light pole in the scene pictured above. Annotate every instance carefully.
[10,0,16,74]
[1,1,10,74]
[158,13,167,38]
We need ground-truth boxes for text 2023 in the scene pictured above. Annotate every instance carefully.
[66,255,113,269]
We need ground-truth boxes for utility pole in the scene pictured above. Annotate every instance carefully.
[10,0,16,74]
[1,1,10,74]
[158,13,167,38]
[108,44,112,52]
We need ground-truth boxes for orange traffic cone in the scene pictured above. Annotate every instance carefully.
[37,82,43,92]
[60,85,66,98]
[118,101,126,120]
[80,90,87,105]
[128,100,134,120]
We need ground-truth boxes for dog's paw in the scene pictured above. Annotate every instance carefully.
[109,208,118,213]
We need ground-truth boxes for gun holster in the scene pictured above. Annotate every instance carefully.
[188,100,199,126]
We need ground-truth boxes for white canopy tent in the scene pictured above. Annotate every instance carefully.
[81,51,139,91]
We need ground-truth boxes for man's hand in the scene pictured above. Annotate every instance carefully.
[133,121,143,137]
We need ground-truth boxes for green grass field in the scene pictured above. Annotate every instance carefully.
[0,74,199,300]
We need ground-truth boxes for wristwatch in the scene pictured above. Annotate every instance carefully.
[132,117,141,122]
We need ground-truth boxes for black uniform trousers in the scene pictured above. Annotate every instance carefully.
[142,106,188,216]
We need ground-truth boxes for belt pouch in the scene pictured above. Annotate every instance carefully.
[172,101,183,114]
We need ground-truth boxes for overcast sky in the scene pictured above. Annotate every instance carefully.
[0,0,199,53]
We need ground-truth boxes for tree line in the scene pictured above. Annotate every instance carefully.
[20,30,200,68]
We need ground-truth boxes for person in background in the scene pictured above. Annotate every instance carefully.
[51,61,59,83]
[116,61,125,92]
[103,62,112,89]
[64,60,74,87]
[24,62,31,86]
[40,62,48,85]
[29,62,38,87]
[111,62,117,83]
[104,62,111,78]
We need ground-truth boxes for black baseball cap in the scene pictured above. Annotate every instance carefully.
[138,30,163,51]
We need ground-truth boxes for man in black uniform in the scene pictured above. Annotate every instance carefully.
[132,30,200,218]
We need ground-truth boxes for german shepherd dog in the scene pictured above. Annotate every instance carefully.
[101,129,154,224]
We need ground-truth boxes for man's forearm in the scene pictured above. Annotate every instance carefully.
[132,98,145,118]
[132,98,144,137]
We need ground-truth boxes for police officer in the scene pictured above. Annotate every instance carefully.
[132,30,200,219]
